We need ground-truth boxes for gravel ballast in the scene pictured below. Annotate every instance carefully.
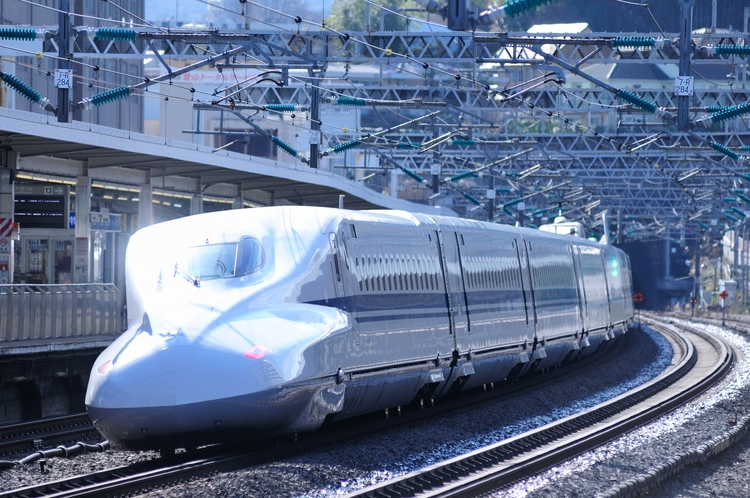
[4,321,748,497]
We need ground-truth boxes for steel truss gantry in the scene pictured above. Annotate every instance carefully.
[5,24,750,240]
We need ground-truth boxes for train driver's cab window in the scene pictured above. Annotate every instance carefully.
[180,243,238,281]
[236,237,264,276]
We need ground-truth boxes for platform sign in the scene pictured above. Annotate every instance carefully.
[674,76,694,96]
[54,69,73,89]
[0,254,8,284]
[0,237,9,253]
[89,213,122,232]
[14,184,69,229]
[720,290,729,300]
[633,292,644,303]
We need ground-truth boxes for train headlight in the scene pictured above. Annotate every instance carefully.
[244,345,273,359]
[96,360,113,375]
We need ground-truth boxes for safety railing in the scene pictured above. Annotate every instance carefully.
[0,284,122,343]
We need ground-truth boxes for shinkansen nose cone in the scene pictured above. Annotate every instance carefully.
[85,304,350,450]
[85,321,284,449]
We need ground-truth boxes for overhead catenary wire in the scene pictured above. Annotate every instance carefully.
[5,0,728,223]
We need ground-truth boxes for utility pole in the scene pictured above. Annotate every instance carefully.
[487,167,495,222]
[309,78,321,169]
[307,35,327,169]
[57,0,72,123]
[677,0,695,131]
[694,230,701,315]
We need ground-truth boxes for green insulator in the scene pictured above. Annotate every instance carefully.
[706,105,729,114]
[495,187,512,194]
[272,136,300,158]
[95,28,137,42]
[724,197,738,202]
[730,207,747,218]
[725,212,740,223]
[505,0,552,17]
[397,142,420,148]
[715,44,750,57]
[739,193,750,204]
[266,104,296,113]
[711,141,740,161]
[463,192,482,206]
[741,146,750,151]
[449,170,478,182]
[0,27,38,41]
[526,224,538,229]
[337,97,366,107]
[711,102,750,123]
[617,89,657,114]
[91,86,131,107]
[402,168,426,184]
[451,139,476,146]
[332,139,361,154]
[699,222,710,231]
[1,73,40,103]
[613,36,655,48]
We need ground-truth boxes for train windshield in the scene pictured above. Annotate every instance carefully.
[177,243,238,282]
[168,238,264,285]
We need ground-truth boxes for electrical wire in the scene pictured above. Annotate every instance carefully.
[14,0,166,30]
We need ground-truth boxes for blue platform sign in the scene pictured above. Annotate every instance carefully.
[90,213,122,232]
[69,212,76,229]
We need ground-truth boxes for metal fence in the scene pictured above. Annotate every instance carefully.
[0,284,123,343]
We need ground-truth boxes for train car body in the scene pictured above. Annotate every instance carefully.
[85,207,634,451]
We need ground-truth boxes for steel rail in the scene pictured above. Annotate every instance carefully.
[344,317,733,497]
[0,414,96,456]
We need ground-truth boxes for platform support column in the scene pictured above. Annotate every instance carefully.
[0,159,15,284]
[74,175,90,283]
[190,191,203,215]
[138,181,153,229]
[232,187,243,210]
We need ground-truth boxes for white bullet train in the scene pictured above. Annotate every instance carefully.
[85,206,634,451]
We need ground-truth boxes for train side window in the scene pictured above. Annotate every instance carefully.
[350,225,357,238]
[418,258,424,290]
[237,238,264,276]
[406,257,417,290]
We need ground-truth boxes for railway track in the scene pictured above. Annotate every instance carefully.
[346,316,734,497]
[0,319,726,498]
[0,332,627,498]
[0,414,97,456]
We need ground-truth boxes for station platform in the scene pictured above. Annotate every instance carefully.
[0,283,123,424]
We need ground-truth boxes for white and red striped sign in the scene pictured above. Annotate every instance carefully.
[0,218,12,237]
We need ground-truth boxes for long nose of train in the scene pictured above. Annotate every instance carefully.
[85,317,286,450]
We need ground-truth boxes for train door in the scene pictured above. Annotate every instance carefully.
[571,245,588,334]
[436,229,467,351]
[514,237,537,338]
[328,231,348,312]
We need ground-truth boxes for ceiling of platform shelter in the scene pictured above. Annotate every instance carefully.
[0,110,454,220]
